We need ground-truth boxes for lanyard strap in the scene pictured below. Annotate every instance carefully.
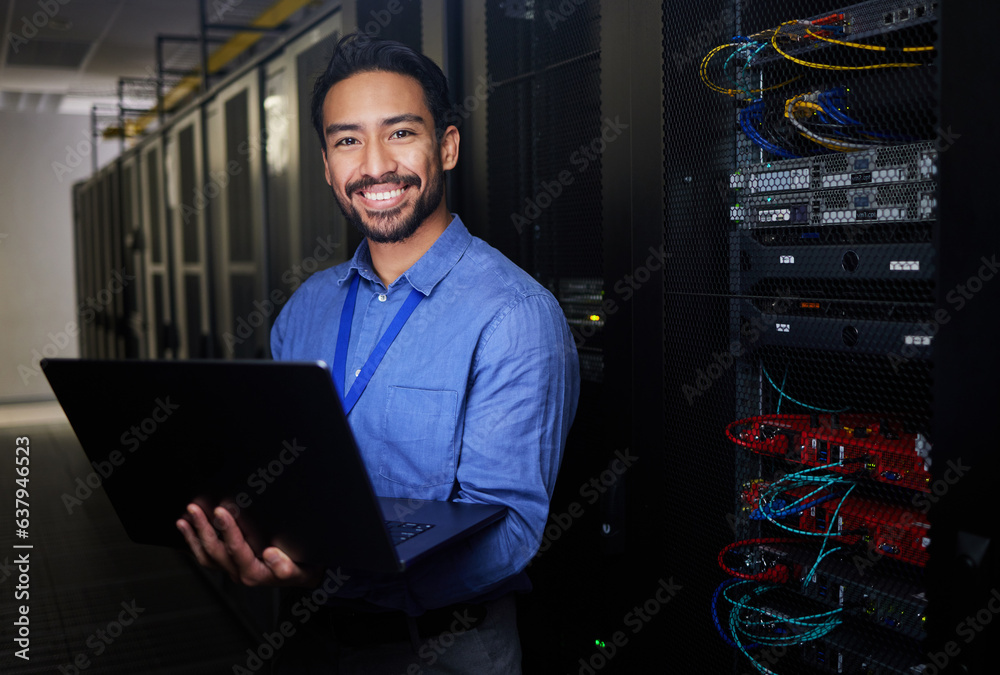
[333,273,424,415]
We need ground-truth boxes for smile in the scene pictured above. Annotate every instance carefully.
[360,186,407,201]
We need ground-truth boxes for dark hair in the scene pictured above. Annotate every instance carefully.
[310,33,452,151]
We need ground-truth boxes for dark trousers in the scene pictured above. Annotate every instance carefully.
[271,595,522,675]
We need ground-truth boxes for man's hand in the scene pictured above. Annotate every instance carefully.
[176,503,322,587]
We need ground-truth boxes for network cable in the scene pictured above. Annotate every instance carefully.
[701,16,935,98]
[769,20,931,71]
[722,580,843,674]
[761,363,850,413]
[700,41,801,99]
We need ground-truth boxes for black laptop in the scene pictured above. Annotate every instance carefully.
[41,358,505,574]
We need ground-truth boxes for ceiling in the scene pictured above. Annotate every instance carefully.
[0,0,203,115]
[0,0,329,118]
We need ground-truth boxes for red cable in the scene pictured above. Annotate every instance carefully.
[718,537,799,584]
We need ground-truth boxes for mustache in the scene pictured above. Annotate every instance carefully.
[347,173,422,194]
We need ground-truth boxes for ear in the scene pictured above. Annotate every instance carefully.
[322,148,333,187]
[439,125,460,171]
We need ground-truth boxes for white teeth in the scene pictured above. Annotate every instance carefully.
[362,187,404,201]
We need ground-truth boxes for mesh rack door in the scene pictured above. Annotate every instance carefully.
[663,1,938,672]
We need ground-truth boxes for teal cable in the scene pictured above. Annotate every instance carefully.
[761,363,849,413]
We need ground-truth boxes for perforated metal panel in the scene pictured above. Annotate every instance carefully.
[663,1,938,672]
[486,0,604,382]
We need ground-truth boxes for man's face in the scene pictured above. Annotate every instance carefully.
[320,70,457,244]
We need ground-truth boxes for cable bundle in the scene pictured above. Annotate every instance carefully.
[714,580,843,675]
[700,17,935,99]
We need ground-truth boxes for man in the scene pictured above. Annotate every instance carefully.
[176,33,579,673]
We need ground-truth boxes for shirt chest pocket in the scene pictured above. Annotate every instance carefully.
[378,386,459,488]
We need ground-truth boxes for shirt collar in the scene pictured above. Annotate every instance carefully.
[339,215,472,296]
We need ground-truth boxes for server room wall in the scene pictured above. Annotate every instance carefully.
[61,0,1000,672]
[0,111,120,403]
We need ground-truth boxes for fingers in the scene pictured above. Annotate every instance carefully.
[261,547,322,587]
[212,506,270,585]
[175,516,218,570]
[178,504,240,580]
[175,503,316,588]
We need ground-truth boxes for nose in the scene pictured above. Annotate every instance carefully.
[359,138,397,181]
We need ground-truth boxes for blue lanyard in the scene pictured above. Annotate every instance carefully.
[332,273,424,415]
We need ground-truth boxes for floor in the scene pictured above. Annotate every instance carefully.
[0,403,265,674]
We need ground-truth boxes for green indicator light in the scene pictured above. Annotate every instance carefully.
[595,639,606,648]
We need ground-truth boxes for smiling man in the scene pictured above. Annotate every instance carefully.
[176,34,580,674]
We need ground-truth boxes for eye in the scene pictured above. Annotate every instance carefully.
[390,129,413,139]
[334,137,359,147]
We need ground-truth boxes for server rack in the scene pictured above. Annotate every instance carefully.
[262,11,348,343]
[164,109,213,359]
[138,137,176,359]
[462,2,637,671]
[119,153,148,359]
[207,68,269,359]
[648,0,998,673]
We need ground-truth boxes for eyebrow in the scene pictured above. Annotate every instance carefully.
[325,113,427,138]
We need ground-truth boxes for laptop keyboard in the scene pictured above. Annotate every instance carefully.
[384,520,435,545]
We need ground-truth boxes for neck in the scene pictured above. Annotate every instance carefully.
[368,203,452,288]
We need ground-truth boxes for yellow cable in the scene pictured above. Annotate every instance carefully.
[784,91,876,151]
[790,101,824,116]
[803,27,935,53]
[700,41,801,97]
[770,20,922,70]
[699,43,741,95]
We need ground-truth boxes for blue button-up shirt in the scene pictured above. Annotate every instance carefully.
[271,215,580,613]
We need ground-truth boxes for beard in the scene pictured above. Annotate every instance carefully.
[332,164,445,245]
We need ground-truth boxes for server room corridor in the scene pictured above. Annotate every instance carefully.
[0,404,261,674]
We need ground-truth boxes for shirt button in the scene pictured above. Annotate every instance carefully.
[378,294,387,302]
[355,369,361,377]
